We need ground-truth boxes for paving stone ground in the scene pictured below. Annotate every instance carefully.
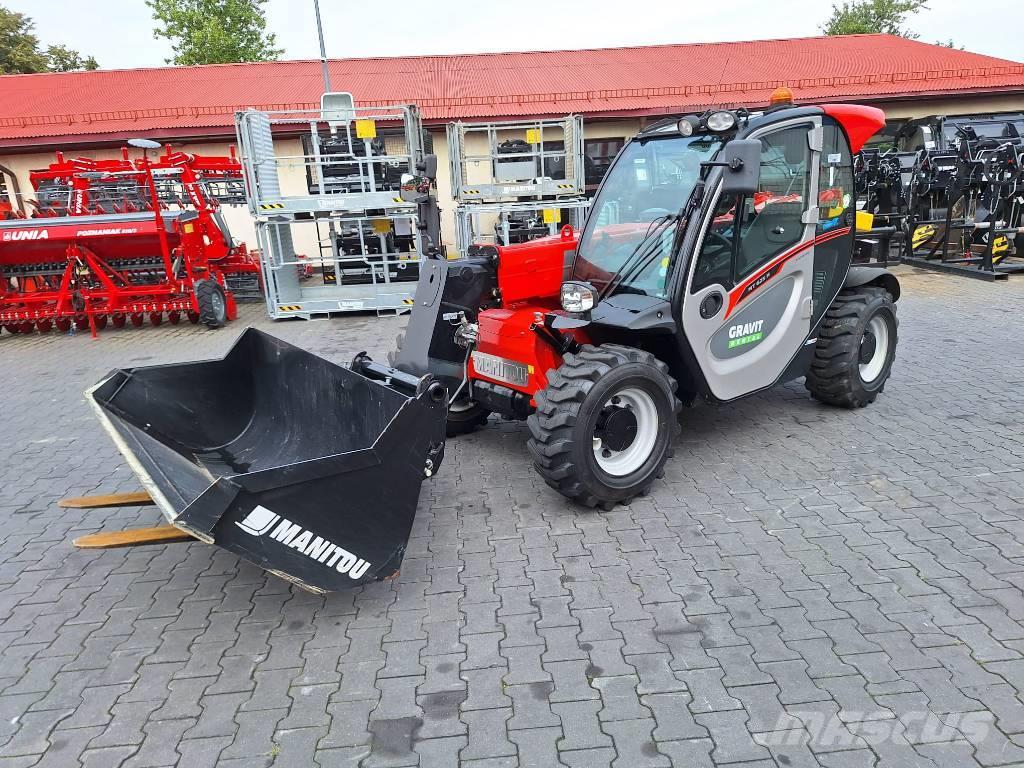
[1,266,1024,767]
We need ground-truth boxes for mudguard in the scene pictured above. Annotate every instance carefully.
[844,265,901,302]
[88,328,447,593]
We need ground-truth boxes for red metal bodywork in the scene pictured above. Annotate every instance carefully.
[822,104,887,154]
[0,148,259,335]
[469,227,588,399]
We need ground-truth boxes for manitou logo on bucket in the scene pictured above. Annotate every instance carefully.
[235,505,372,579]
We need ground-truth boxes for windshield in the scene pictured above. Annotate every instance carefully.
[573,135,724,298]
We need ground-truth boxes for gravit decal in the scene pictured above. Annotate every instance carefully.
[727,319,765,349]
[235,505,372,579]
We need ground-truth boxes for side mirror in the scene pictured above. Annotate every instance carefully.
[717,139,761,196]
[417,153,438,181]
[400,173,431,203]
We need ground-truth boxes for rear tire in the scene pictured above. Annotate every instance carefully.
[196,279,228,328]
[389,332,490,436]
[528,344,681,509]
[805,286,897,408]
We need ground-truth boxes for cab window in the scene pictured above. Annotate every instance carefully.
[691,124,810,293]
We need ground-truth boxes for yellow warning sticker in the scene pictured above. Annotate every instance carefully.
[542,209,558,224]
[525,128,541,144]
[183,223,194,233]
[371,218,391,234]
[355,119,377,139]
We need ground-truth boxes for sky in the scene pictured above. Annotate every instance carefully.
[4,0,1022,70]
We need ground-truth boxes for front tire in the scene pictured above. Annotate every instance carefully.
[805,286,897,408]
[196,279,228,329]
[528,344,681,509]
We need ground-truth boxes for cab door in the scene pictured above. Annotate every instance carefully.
[681,118,824,401]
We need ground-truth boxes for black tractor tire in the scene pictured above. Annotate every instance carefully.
[389,332,490,437]
[196,279,228,329]
[805,286,897,408]
[527,344,681,510]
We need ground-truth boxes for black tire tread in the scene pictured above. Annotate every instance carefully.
[805,286,897,408]
[527,344,681,509]
[196,279,227,329]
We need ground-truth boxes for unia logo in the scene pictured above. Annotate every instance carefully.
[235,505,372,579]
[2,230,49,242]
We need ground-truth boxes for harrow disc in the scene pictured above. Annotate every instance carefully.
[36,319,53,333]
[2,325,17,335]
[149,312,163,327]
[94,315,108,331]
[130,313,144,328]
[187,311,200,324]
[19,321,34,334]
[112,314,127,329]
[74,316,89,331]
[167,311,181,325]
[55,318,72,333]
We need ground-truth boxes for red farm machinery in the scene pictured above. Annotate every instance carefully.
[0,142,261,336]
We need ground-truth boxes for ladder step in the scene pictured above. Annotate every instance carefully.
[73,525,195,549]
[59,491,155,509]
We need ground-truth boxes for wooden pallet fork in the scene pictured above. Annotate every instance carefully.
[60,491,196,548]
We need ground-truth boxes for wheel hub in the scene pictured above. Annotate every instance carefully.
[859,332,877,365]
[591,387,660,477]
[596,405,638,452]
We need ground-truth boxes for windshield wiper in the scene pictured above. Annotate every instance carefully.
[597,180,707,301]
[597,214,677,300]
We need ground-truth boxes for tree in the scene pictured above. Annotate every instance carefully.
[0,6,48,73]
[147,0,282,66]
[46,45,98,72]
[821,0,929,38]
[0,5,99,74]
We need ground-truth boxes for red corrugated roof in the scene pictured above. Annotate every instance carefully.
[1,34,1022,149]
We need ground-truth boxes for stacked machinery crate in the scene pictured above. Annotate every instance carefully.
[235,97,438,319]
[448,116,590,255]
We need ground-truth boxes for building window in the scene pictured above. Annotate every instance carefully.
[584,138,626,189]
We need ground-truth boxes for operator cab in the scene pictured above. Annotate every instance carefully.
[564,100,876,403]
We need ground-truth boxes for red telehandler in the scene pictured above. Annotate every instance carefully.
[84,101,900,592]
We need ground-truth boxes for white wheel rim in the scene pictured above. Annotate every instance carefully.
[860,314,890,383]
[592,387,659,477]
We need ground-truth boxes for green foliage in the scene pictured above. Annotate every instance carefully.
[46,45,98,72]
[0,6,48,73]
[147,0,282,66]
[821,0,929,38]
[0,5,99,74]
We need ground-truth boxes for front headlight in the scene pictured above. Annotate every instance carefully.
[560,281,596,313]
[706,111,736,132]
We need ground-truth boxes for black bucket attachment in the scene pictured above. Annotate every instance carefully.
[88,328,447,593]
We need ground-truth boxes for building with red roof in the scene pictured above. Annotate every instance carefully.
[1,33,1022,245]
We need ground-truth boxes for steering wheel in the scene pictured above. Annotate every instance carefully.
[696,232,734,276]
[639,207,672,222]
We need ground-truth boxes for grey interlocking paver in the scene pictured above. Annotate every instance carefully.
[1,270,1024,765]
